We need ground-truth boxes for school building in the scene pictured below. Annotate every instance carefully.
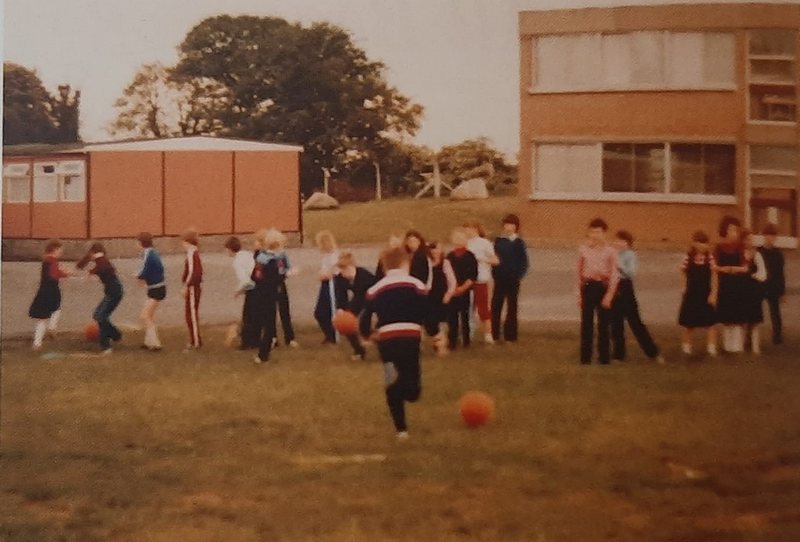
[2,136,303,246]
[518,3,800,247]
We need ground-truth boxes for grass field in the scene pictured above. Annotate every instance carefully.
[303,196,525,245]
[2,324,800,542]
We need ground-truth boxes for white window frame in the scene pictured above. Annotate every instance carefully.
[56,160,87,202]
[33,162,59,203]
[2,163,31,203]
[746,29,798,126]
[531,30,737,94]
[531,141,737,204]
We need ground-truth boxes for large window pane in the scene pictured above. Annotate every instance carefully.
[60,175,86,202]
[749,29,797,56]
[750,145,799,173]
[750,59,795,84]
[704,145,735,195]
[536,144,601,193]
[634,144,666,192]
[703,33,735,86]
[668,33,703,87]
[602,34,632,87]
[3,177,30,203]
[602,144,634,192]
[536,145,569,192]
[33,163,58,202]
[671,144,735,195]
[536,36,568,90]
[630,32,665,86]
[670,144,704,193]
[566,34,602,89]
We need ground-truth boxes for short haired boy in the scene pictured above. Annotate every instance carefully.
[491,214,529,342]
[360,247,429,440]
[758,224,786,345]
[577,218,619,364]
[136,232,166,351]
[334,251,377,360]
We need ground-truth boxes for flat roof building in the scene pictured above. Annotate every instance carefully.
[518,3,799,246]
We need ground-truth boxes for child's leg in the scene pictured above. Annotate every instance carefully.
[447,304,460,349]
[346,333,366,358]
[379,338,421,433]
[241,289,259,348]
[47,309,61,332]
[681,327,693,354]
[490,281,505,342]
[767,296,783,344]
[277,284,296,344]
[33,320,48,349]
[610,296,626,361]
[185,286,202,348]
[313,281,336,343]
[706,326,718,355]
[94,297,113,350]
[141,298,161,348]
[460,306,471,347]
[625,287,659,358]
[579,283,597,364]
[504,280,520,342]
[751,324,761,355]
[257,297,277,362]
[474,282,492,341]
[597,302,612,364]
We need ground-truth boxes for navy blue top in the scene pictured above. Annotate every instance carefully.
[493,236,529,281]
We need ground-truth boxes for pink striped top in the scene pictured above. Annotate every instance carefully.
[577,243,620,293]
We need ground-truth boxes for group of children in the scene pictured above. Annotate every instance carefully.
[576,215,787,365]
[27,212,788,439]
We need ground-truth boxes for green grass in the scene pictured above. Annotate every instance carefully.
[303,196,524,245]
[2,325,800,541]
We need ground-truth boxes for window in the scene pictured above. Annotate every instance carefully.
[2,163,31,203]
[748,145,798,239]
[33,163,58,202]
[534,31,735,92]
[57,161,86,202]
[534,142,736,201]
[671,144,735,195]
[748,30,797,123]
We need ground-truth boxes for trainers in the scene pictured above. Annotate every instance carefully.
[706,344,718,357]
[288,340,300,349]
[383,362,398,387]
[396,431,410,442]
[351,352,366,361]
[271,337,279,348]
[681,343,692,355]
[100,348,113,356]
[253,355,269,365]
[484,333,495,345]
[653,355,666,364]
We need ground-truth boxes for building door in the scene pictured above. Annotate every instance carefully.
[748,145,799,247]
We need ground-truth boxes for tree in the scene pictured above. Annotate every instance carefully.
[437,138,517,190]
[3,62,80,145]
[172,15,423,194]
[110,62,230,138]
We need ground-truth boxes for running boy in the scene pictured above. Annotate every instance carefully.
[334,251,376,360]
[360,247,428,440]
[182,229,203,351]
[491,214,529,343]
[577,218,619,365]
[136,232,165,351]
[28,240,72,351]
[610,230,663,363]
[77,243,124,355]
[758,224,786,345]
[446,228,478,350]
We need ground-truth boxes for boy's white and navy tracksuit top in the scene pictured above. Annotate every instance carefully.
[360,269,429,341]
[137,248,166,299]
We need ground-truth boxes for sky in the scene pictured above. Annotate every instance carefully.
[4,0,797,157]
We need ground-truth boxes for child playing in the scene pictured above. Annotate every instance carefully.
[446,228,479,350]
[314,230,340,345]
[182,229,203,351]
[577,218,619,365]
[758,224,786,345]
[28,240,72,351]
[425,241,456,356]
[136,232,165,351]
[360,247,428,440]
[678,231,718,357]
[491,214,529,343]
[714,216,749,353]
[741,229,768,355]
[610,230,663,363]
[334,251,376,360]
[225,236,257,349]
[374,231,404,281]
[251,229,283,364]
[274,231,299,348]
[465,220,499,344]
[77,243,124,355]
[404,230,431,285]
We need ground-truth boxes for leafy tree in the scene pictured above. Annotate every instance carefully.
[3,62,80,145]
[437,137,517,190]
[172,15,423,194]
[110,62,230,138]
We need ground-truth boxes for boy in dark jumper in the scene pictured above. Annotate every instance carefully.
[491,214,529,342]
[360,247,428,440]
[758,223,786,345]
[334,251,376,360]
[446,228,479,349]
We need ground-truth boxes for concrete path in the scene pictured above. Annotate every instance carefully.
[2,246,798,339]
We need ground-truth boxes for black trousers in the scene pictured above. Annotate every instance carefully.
[447,295,471,349]
[491,278,520,342]
[378,337,422,432]
[611,279,659,360]
[314,280,336,343]
[240,289,260,349]
[345,333,366,357]
[765,295,783,344]
[253,288,277,362]
[580,281,611,364]
[276,281,296,344]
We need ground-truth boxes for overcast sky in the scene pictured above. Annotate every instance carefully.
[4,0,795,157]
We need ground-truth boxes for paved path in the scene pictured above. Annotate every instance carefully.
[2,246,798,338]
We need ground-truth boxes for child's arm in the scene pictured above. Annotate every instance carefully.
[519,241,530,279]
[602,251,620,309]
[443,259,457,303]
[576,249,584,308]
[709,255,719,306]
[753,252,767,282]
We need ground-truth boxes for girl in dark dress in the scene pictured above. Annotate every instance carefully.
[29,240,72,351]
[77,243,124,354]
[678,231,718,357]
[404,230,431,286]
[714,216,749,353]
[741,229,767,355]
[424,241,456,356]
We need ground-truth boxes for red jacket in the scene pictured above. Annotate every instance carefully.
[182,248,203,287]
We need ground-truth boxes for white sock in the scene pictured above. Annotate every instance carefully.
[707,343,717,356]
[682,343,692,355]
[721,327,732,352]
[751,329,761,355]
[33,321,47,348]
[732,327,744,353]
[47,310,61,331]
[144,324,161,348]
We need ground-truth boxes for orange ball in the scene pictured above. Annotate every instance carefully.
[84,321,100,342]
[333,310,359,335]
[459,391,495,428]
